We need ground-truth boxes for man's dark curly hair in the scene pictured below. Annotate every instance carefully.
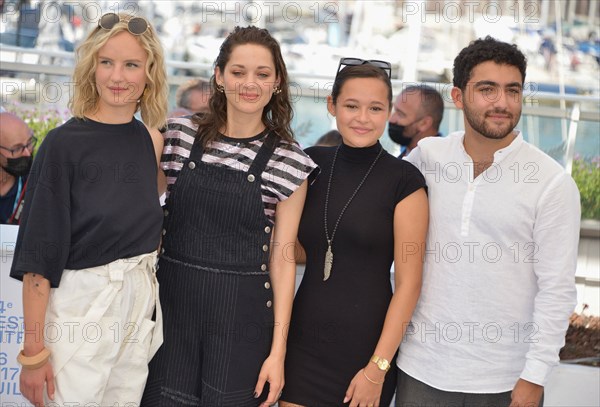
[453,36,527,90]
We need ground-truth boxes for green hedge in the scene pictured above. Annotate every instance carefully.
[5,103,68,153]
[572,157,600,220]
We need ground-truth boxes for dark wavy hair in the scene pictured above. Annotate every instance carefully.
[192,26,294,145]
[331,64,392,109]
[453,36,527,90]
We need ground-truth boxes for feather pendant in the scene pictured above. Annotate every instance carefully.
[323,244,333,281]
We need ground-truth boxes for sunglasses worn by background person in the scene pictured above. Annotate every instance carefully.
[98,12,149,35]
[336,57,392,78]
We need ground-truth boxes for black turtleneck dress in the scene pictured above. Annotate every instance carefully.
[282,142,426,406]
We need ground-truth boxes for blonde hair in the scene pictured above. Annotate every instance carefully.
[69,13,168,129]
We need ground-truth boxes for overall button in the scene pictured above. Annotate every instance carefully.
[188,161,196,170]
[261,264,267,271]
[262,244,269,252]
[160,247,165,255]
[161,229,167,236]
[163,209,169,217]
[264,226,271,234]
[266,300,272,308]
[247,174,256,182]
[264,282,271,289]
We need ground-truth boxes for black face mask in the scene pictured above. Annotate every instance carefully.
[388,122,413,146]
[1,156,32,177]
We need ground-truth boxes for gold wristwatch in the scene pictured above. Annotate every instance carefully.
[370,355,391,372]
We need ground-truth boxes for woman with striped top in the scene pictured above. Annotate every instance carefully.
[142,26,317,407]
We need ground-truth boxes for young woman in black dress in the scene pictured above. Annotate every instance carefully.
[281,60,429,407]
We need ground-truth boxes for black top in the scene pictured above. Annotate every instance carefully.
[283,141,426,405]
[10,117,163,287]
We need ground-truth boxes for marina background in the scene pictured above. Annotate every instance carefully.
[0,1,598,405]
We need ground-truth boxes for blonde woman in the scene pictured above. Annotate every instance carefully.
[10,12,168,406]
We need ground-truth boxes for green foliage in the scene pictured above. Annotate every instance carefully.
[572,157,600,220]
[4,103,69,152]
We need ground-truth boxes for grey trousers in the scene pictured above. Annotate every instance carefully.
[396,369,544,407]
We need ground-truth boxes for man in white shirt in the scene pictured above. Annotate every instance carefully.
[396,36,580,407]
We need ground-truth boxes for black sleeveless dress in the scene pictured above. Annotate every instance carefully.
[282,142,426,406]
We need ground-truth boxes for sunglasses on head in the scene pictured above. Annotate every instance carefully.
[336,57,392,78]
[98,13,149,35]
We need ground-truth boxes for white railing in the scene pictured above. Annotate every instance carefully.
[1,44,599,172]
[3,43,600,103]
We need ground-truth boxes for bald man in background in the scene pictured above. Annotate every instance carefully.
[388,85,444,158]
[168,79,212,118]
[0,112,35,224]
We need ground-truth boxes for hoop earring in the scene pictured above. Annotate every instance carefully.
[217,84,225,93]
[273,86,282,95]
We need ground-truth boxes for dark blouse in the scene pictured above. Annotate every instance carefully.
[10,117,163,287]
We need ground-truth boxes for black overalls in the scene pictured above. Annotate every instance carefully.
[142,133,277,406]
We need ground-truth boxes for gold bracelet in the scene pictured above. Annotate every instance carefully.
[17,348,51,370]
[362,369,384,385]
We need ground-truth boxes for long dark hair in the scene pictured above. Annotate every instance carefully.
[192,26,294,146]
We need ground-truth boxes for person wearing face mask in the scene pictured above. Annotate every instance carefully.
[0,112,35,224]
[388,85,444,158]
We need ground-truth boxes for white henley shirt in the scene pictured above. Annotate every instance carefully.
[397,131,580,393]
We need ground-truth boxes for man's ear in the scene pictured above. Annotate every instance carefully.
[419,115,433,131]
[451,87,463,109]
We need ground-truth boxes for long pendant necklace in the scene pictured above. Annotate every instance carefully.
[323,144,383,281]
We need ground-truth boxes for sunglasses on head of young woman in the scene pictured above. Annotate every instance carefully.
[336,57,392,79]
[98,13,149,36]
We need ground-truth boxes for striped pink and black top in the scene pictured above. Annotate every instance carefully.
[161,116,318,224]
